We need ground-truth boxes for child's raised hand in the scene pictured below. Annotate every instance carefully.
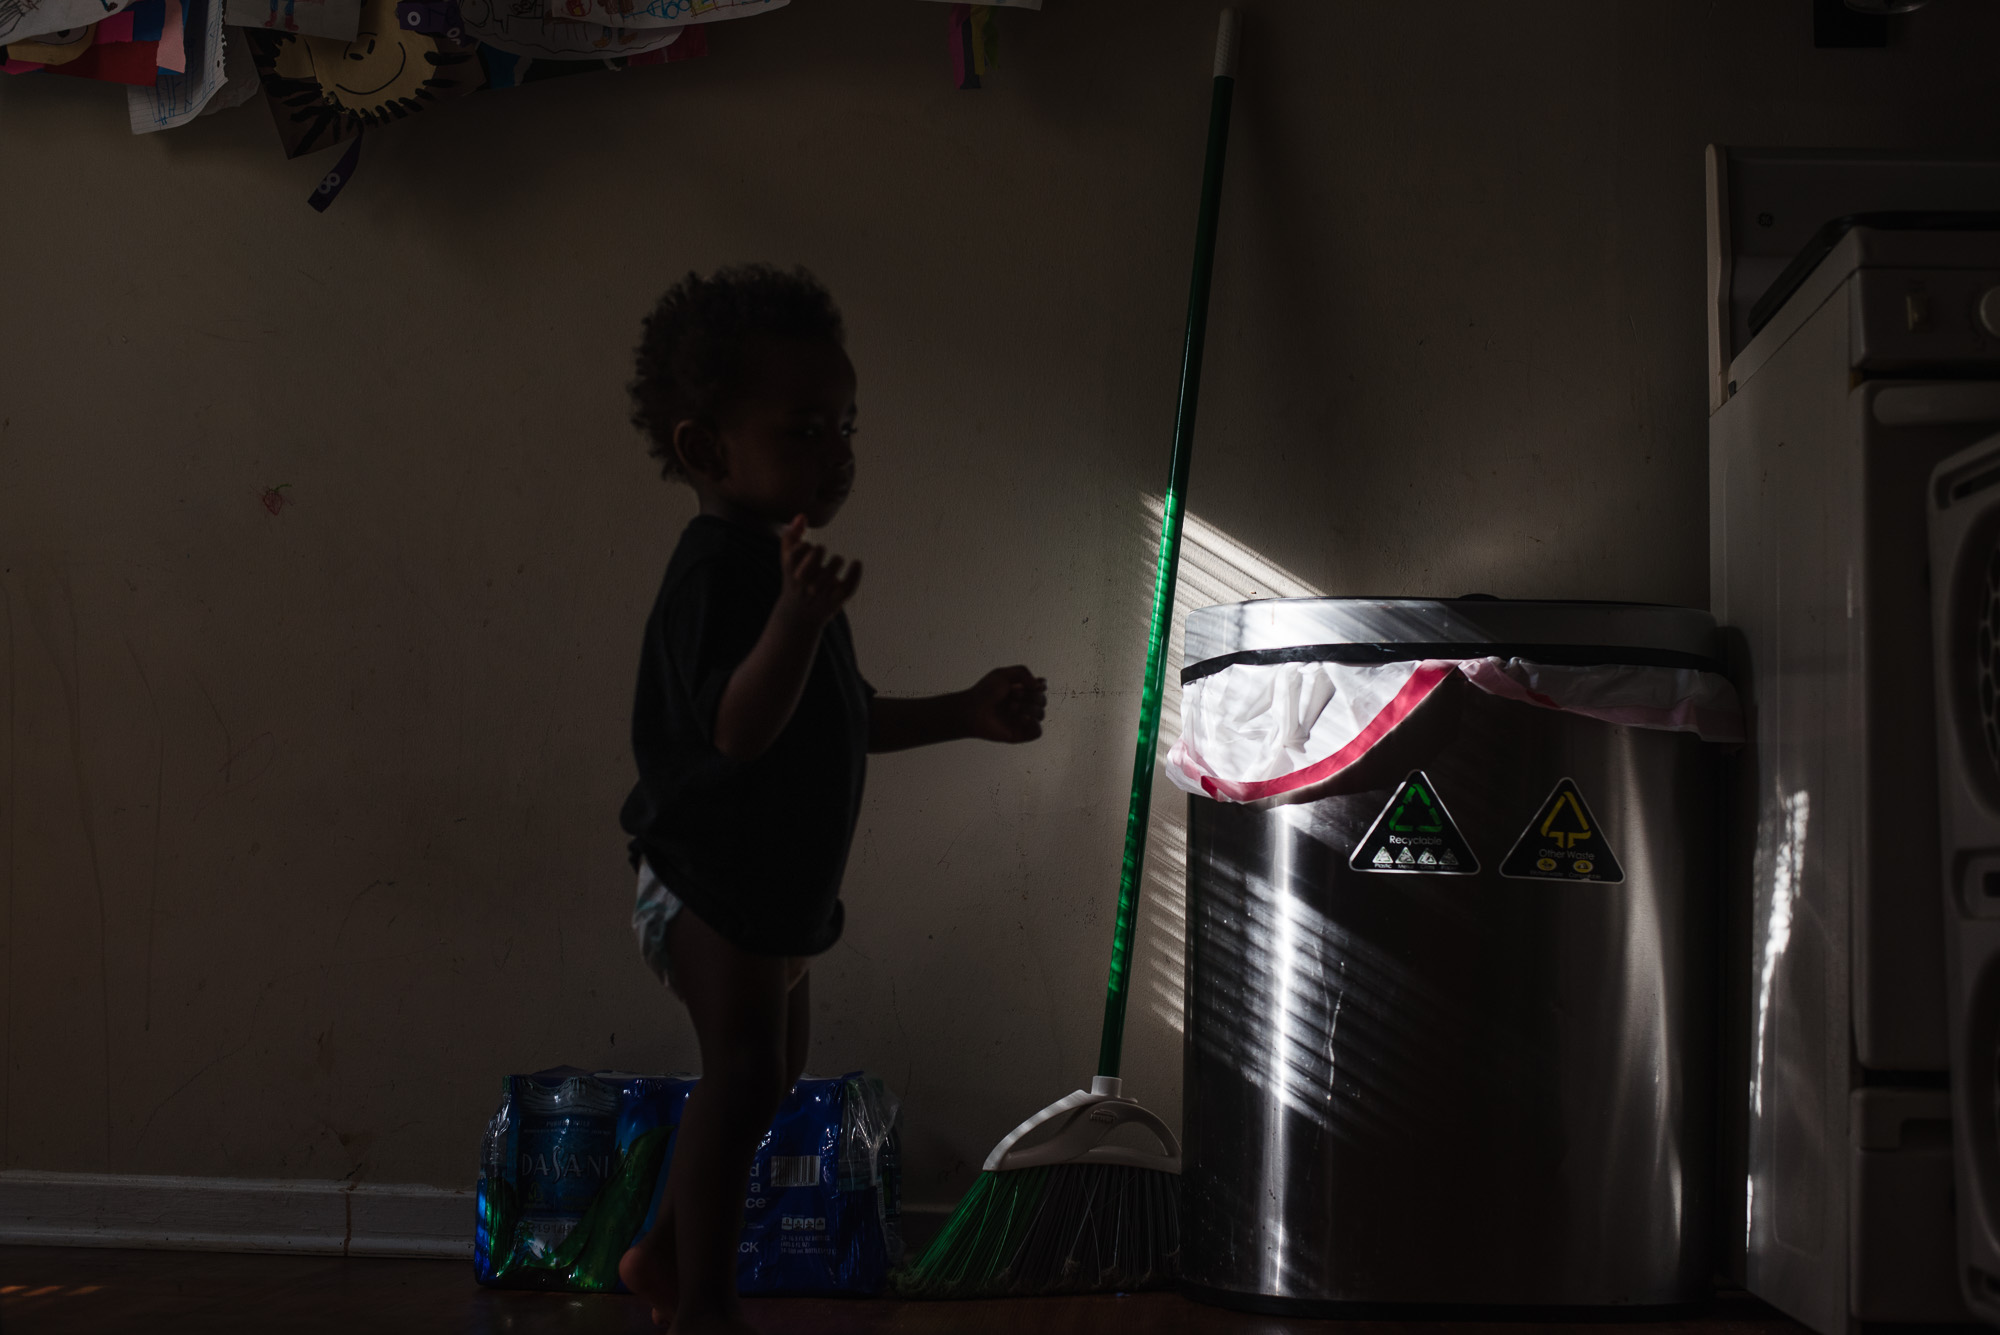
[777,514,862,628]
[963,665,1047,743]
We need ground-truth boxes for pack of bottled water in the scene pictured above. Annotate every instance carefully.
[474,1067,902,1294]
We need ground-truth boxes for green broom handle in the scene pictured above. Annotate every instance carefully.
[1098,9,1238,1082]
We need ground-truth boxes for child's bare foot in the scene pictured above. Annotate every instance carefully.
[617,1237,678,1328]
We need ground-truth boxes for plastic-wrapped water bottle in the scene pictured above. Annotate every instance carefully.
[512,1072,620,1258]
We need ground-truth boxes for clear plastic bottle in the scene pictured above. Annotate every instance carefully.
[512,1074,620,1258]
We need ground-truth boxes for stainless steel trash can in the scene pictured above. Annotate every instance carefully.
[1180,598,1719,1311]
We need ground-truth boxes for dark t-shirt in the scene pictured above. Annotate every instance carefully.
[619,515,872,957]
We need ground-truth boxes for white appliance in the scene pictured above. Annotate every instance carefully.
[1708,148,2000,1333]
[1927,435,2000,1327]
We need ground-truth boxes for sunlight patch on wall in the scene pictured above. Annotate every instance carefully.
[1134,495,1320,1035]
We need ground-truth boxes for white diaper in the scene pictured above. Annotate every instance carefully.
[631,859,684,985]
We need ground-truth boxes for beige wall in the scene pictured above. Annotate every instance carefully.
[4,0,1998,1209]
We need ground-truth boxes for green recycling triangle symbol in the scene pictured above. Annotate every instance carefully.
[1349,770,1480,875]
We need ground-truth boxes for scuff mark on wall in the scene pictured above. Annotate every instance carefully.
[335,880,391,948]
[131,975,277,1156]
[334,1122,384,1188]
[191,675,276,822]
[24,573,114,1171]
[886,976,912,1104]
[124,639,165,1036]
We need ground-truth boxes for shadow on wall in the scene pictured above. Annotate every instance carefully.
[1129,493,1320,1040]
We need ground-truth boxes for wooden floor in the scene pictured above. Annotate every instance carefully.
[0,1246,1815,1335]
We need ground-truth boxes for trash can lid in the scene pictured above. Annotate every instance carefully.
[1183,598,1719,673]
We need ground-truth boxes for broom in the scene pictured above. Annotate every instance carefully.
[894,7,1240,1299]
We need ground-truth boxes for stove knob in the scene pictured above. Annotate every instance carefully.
[1982,286,2000,339]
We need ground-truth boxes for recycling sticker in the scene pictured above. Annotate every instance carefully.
[1349,770,1480,876]
[1499,777,1625,883]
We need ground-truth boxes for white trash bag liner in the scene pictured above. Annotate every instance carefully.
[1166,657,1743,805]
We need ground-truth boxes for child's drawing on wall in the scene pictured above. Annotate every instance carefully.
[1,0,132,45]
[249,0,479,155]
[543,0,784,32]
[225,0,360,42]
[456,0,679,59]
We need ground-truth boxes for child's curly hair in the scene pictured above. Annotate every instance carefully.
[630,265,847,481]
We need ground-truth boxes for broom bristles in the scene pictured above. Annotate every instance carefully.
[892,1163,1180,1299]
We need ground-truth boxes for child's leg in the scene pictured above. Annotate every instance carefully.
[632,910,798,1334]
[623,964,811,1328]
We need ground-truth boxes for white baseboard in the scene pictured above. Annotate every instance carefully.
[0,1172,954,1263]
[0,1170,472,1259]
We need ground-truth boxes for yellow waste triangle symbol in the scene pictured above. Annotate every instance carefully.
[1539,792,1592,849]
[1501,777,1624,883]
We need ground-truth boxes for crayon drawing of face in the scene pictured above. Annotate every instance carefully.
[261,0,476,154]
[327,24,429,105]
[276,4,435,111]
